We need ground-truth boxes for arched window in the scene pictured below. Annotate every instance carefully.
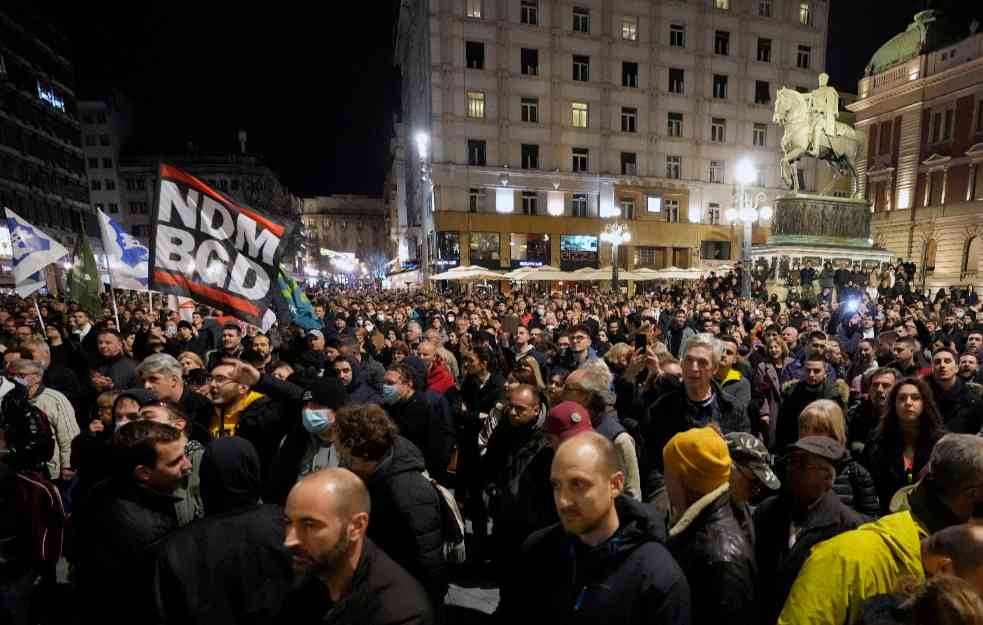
[963,236,981,275]
[924,239,937,273]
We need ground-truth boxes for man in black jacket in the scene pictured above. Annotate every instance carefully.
[926,347,983,433]
[642,333,750,500]
[90,329,139,392]
[333,404,447,607]
[482,384,557,610]
[76,421,191,622]
[663,427,758,625]
[137,353,213,444]
[278,468,433,625]
[753,437,865,624]
[381,363,454,480]
[151,437,293,625]
[776,352,849,452]
[334,357,383,405]
[501,432,691,625]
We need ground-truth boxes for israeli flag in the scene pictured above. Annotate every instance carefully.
[96,208,149,290]
[4,208,68,297]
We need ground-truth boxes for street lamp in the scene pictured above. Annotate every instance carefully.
[600,223,631,294]
[732,158,771,299]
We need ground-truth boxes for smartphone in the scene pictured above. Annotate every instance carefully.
[634,333,647,351]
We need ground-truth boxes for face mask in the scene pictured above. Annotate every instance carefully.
[382,384,401,404]
[302,408,332,434]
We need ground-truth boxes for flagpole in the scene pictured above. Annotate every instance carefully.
[32,296,46,334]
[104,256,122,332]
[148,290,153,317]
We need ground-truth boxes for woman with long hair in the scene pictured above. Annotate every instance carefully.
[864,376,945,514]
[755,334,793,449]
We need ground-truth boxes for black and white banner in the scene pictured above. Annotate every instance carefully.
[149,163,295,326]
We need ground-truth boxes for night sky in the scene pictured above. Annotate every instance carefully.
[17,0,983,198]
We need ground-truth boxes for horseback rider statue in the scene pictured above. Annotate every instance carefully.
[773,74,860,197]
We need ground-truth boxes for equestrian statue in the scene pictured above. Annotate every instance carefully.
[772,73,861,197]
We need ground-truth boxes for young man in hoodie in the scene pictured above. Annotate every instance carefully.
[501,432,691,625]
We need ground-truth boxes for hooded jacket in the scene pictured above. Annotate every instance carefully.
[338,357,384,405]
[363,436,447,605]
[502,495,691,625]
[151,438,293,625]
[666,484,758,625]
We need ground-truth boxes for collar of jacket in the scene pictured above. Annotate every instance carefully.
[779,488,847,530]
[909,476,963,535]
[217,390,264,419]
[669,482,729,538]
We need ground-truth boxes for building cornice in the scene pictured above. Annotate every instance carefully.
[850,56,983,114]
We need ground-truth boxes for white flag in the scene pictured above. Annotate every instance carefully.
[4,208,68,297]
[166,294,196,322]
[96,208,149,290]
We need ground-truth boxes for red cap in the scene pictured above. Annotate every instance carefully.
[545,401,593,442]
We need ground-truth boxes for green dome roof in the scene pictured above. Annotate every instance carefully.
[865,10,968,75]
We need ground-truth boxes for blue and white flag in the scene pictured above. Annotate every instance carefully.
[4,208,68,297]
[96,208,149,290]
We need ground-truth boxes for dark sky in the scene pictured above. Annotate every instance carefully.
[17,1,983,197]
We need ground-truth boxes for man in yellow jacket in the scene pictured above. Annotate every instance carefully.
[778,434,983,625]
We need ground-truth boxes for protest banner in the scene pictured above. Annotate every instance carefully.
[149,163,295,326]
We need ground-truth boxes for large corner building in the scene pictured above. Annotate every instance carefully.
[393,0,831,277]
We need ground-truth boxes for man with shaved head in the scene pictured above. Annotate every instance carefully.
[499,432,691,624]
[277,468,434,625]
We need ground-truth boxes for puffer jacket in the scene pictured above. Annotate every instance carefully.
[834,459,881,519]
[363,436,447,605]
[502,496,691,625]
[666,483,758,625]
[754,489,866,624]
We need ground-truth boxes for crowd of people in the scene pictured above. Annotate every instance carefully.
[4,259,983,624]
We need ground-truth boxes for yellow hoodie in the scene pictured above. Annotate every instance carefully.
[210,391,265,438]
[778,510,926,625]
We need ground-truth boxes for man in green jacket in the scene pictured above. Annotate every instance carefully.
[778,433,983,625]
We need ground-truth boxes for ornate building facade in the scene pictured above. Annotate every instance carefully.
[850,10,983,289]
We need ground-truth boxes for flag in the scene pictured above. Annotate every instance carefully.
[166,294,196,322]
[67,234,102,318]
[149,163,295,326]
[3,208,69,297]
[275,267,321,330]
[96,208,149,290]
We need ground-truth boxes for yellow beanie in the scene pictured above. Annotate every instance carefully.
[663,427,731,496]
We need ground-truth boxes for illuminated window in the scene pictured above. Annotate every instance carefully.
[572,102,589,128]
[36,79,65,112]
[715,0,730,10]
[466,0,482,19]
[666,199,680,222]
[466,91,485,118]
[799,2,812,25]
[622,16,638,40]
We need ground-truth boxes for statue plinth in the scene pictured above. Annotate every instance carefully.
[769,194,873,248]
[752,193,893,281]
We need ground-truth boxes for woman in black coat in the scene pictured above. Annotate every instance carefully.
[863,376,944,515]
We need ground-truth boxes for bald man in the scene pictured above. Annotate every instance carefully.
[499,433,691,624]
[277,469,434,625]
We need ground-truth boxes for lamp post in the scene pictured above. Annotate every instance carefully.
[732,159,772,300]
[600,223,631,294]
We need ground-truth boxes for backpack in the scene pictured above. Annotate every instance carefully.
[15,469,66,566]
[422,472,466,564]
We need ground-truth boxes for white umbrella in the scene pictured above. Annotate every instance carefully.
[507,265,570,281]
[429,265,505,281]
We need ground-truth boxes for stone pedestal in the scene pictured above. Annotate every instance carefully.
[752,193,894,281]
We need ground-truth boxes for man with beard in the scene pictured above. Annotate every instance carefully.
[847,367,898,459]
[205,324,245,372]
[277,469,433,625]
[958,351,982,384]
[500,432,691,625]
[776,352,848,452]
[249,333,276,373]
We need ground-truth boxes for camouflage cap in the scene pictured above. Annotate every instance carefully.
[725,432,781,491]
